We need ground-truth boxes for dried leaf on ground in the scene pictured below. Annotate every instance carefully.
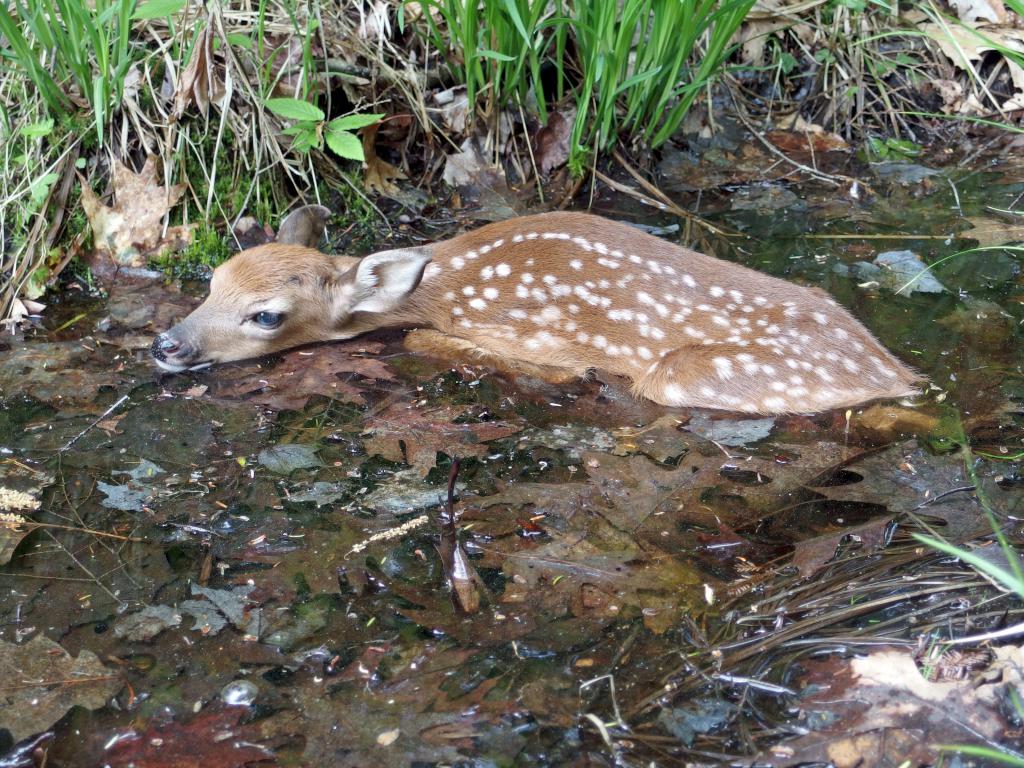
[172,19,225,118]
[760,646,1024,766]
[363,124,407,196]
[0,634,122,741]
[952,0,1006,24]
[80,156,190,269]
[212,342,396,409]
[442,138,521,221]
[102,705,276,768]
[765,129,848,157]
[535,109,574,174]
[362,403,522,477]
[960,216,1024,247]
[919,22,1024,100]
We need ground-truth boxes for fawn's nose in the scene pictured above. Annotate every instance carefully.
[151,333,194,363]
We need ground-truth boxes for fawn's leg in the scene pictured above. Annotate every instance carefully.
[633,344,878,414]
[404,329,586,384]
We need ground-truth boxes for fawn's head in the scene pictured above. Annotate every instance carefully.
[151,206,431,371]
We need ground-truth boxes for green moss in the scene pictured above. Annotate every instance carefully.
[149,225,232,279]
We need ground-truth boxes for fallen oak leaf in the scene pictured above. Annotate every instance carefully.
[758,646,1024,766]
[103,704,276,767]
[79,155,191,271]
[959,215,1024,247]
[210,341,397,409]
[362,402,522,477]
[0,635,123,741]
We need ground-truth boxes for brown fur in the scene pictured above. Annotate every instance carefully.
[154,212,922,413]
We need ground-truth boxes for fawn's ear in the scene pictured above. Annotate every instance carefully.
[338,247,433,315]
[277,204,332,248]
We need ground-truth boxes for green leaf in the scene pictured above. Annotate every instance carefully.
[226,33,253,50]
[20,119,54,138]
[288,126,321,153]
[29,172,59,205]
[132,0,186,19]
[328,113,383,131]
[265,97,325,123]
[324,128,364,161]
[477,49,517,62]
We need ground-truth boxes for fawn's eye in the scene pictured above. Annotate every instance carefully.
[251,311,284,330]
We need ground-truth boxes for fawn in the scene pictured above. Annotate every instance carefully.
[152,207,921,413]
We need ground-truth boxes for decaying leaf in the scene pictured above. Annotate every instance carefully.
[102,704,275,767]
[363,124,407,196]
[0,634,122,741]
[79,156,190,269]
[952,0,1005,24]
[960,215,1024,247]
[760,646,1024,766]
[0,511,34,566]
[172,19,225,118]
[362,402,522,477]
[919,22,1024,100]
[211,341,397,409]
[0,341,128,403]
[534,109,574,175]
[0,298,46,334]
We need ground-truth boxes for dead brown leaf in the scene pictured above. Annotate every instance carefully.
[103,704,275,767]
[211,341,397,410]
[789,518,891,577]
[960,215,1024,247]
[759,646,1024,766]
[535,109,574,175]
[80,156,190,270]
[362,124,407,196]
[172,18,224,118]
[0,635,123,742]
[362,402,522,476]
[806,443,970,528]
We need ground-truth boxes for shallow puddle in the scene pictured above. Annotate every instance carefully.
[1,155,1022,764]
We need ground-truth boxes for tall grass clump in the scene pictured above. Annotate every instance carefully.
[0,0,167,145]
[413,0,568,121]
[569,0,756,169]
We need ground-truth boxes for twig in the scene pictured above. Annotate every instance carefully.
[611,149,739,237]
[727,88,859,189]
[1,519,143,542]
[60,394,130,452]
[593,169,733,238]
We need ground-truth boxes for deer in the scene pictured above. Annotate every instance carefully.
[151,207,922,414]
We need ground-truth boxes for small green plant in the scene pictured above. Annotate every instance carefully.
[149,225,232,280]
[858,136,923,162]
[264,98,382,161]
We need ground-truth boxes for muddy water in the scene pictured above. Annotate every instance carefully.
[0,159,1022,765]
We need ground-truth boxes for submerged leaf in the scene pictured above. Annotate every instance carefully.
[0,635,122,741]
